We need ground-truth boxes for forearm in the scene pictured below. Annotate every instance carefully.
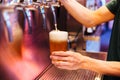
[60,0,94,27]
[82,56,120,76]
[59,0,114,27]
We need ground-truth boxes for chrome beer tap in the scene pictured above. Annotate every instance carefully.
[2,10,13,42]
[50,5,57,30]
[24,8,32,34]
[21,0,34,34]
[40,6,47,29]
[1,0,14,42]
[32,0,47,30]
[45,0,60,30]
[0,0,22,42]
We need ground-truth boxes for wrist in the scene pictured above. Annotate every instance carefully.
[79,55,91,70]
[80,55,106,74]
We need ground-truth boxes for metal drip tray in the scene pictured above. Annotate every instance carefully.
[35,64,102,80]
[35,51,107,80]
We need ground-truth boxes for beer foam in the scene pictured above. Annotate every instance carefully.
[49,30,68,41]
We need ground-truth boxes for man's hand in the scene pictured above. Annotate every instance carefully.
[50,51,86,70]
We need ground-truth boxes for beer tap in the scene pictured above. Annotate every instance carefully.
[0,0,22,42]
[50,5,57,30]
[2,9,14,42]
[21,0,34,34]
[45,0,60,30]
[9,0,32,34]
[24,8,32,34]
[40,6,47,29]
[32,0,48,29]
[1,0,14,42]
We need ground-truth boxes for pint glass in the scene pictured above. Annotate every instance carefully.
[49,30,68,53]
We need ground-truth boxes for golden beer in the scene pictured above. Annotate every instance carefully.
[49,30,68,53]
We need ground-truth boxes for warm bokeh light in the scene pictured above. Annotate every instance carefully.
[0,22,51,80]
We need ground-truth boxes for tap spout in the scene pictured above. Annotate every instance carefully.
[50,5,57,30]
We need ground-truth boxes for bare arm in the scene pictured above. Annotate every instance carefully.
[50,51,120,76]
[83,55,120,76]
[60,0,115,27]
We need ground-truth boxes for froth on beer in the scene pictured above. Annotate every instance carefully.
[49,30,68,53]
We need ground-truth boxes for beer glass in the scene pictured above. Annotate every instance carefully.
[49,30,68,54]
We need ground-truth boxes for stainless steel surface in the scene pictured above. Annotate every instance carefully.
[36,64,101,80]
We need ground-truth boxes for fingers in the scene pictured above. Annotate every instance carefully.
[52,60,79,70]
[52,60,73,70]
[50,55,70,61]
[50,51,82,70]
[50,51,75,62]
[51,51,76,57]
[50,51,80,62]
[52,51,71,57]
[52,60,69,66]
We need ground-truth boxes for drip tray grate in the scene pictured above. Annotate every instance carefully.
[35,64,102,80]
